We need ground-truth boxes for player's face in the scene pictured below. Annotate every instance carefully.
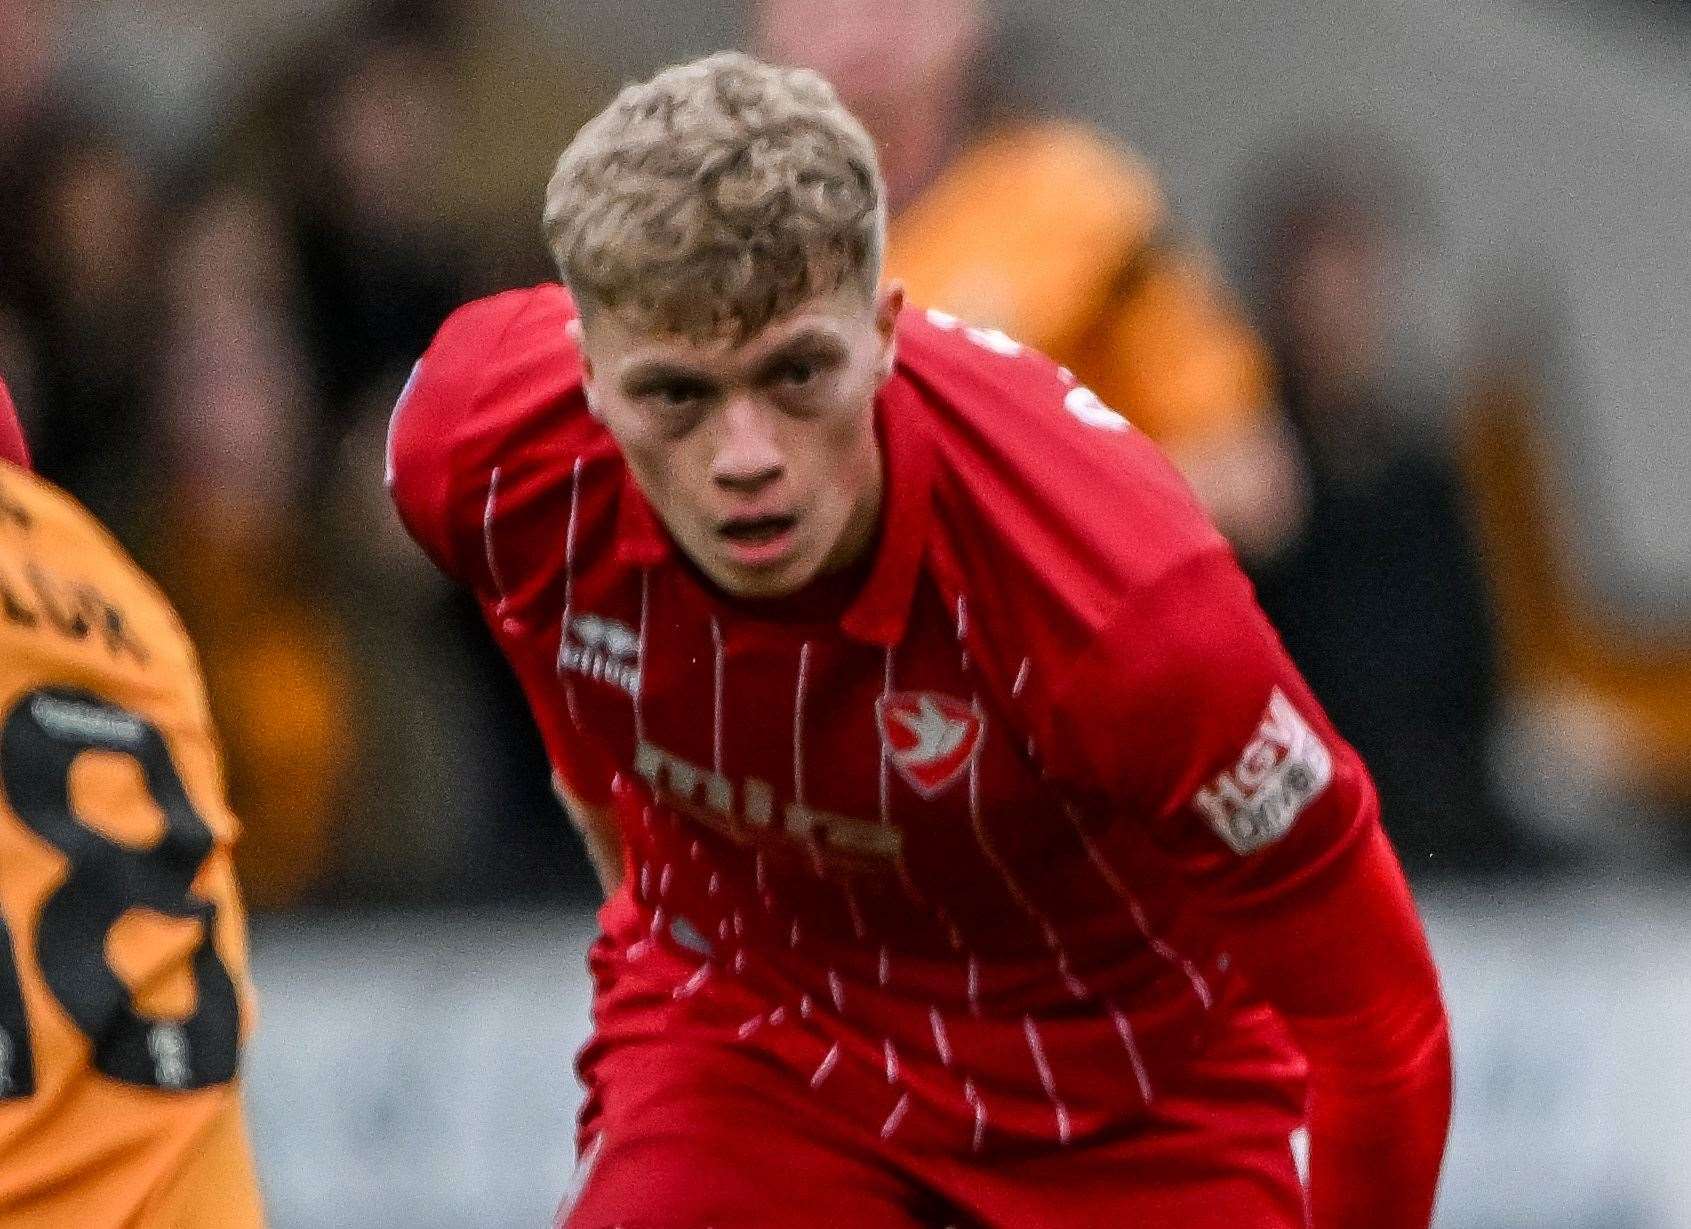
[576,283,902,599]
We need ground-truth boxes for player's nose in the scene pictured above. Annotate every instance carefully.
[711,396,785,494]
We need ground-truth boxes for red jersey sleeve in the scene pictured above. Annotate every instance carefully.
[0,377,31,468]
[1048,546,1451,1229]
[385,295,532,585]
[386,291,618,808]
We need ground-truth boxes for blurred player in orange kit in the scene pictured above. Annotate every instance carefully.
[391,53,1448,1229]
[755,0,1304,558]
[0,375,266,1226]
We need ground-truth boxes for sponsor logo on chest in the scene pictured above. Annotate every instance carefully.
[634,741,903,863]
[584,600,988,865]
[1193,688,1332,855]
[560,614,641,697]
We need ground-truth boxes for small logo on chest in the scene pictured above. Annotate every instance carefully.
[876,691,985,798]
[560,613,641,697]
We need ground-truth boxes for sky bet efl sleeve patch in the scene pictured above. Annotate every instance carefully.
[1191,687,1333,855]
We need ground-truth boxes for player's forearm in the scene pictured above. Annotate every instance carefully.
[1295,1002,1451,1229]
[554,777,626,897]
[577,811,625,897]
[1222,823,1451,1227]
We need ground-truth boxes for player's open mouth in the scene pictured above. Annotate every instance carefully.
[719,513,799,566]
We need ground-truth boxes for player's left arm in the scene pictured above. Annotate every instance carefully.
[1050,546,1451,1229]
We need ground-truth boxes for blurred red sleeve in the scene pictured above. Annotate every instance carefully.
[386,294,532,584]
[385,295,616,810]
[1050,547,1452,1228]
[1227,821,1452,1229]
[0,377,31,468]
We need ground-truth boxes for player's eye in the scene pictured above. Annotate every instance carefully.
[766,349,844,400]
[650,379,709,408]
[773,358,818,387]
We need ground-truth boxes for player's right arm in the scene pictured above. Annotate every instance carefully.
[387,290,627,898]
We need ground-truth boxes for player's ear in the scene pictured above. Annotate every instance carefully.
[567,318,603,419]
[874,281,904,380]
[566,318,590,376]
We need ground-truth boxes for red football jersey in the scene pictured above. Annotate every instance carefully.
[0,378,29,469]
[391,286,1447,1221]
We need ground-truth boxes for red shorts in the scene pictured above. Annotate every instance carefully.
[559,1006,1308,1229]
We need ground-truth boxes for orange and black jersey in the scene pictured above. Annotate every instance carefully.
[0,457,263,1227]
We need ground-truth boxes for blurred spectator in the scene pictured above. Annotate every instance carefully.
[1464,271,1691,856]
[285,33,471,447]
[10,120,161,541]
[0,0,66,308]
[426,2,613,291]
[1237,130,1542,877]
[149,179,355,908]
[245,9,604,904]
[0,0,60,134]
[755,0,1303,559]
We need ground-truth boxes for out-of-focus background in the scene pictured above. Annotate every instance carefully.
[3,0,1689,1224]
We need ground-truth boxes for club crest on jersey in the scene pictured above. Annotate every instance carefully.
[1193,688,1332,855]
[876,691,985,798]
[559,613,641,697]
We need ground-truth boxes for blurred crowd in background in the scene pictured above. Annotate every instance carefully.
[2,0,1688,913]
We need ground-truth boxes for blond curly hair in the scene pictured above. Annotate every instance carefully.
[543,52,886,341]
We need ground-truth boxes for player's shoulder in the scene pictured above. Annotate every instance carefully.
[386,284,617,586]
[413,281,580,380]
[895,306,1226,643]
[386,283,589,475]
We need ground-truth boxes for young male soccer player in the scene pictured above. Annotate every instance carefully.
[0,377,266,1226]
[389,53,1450,1228]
